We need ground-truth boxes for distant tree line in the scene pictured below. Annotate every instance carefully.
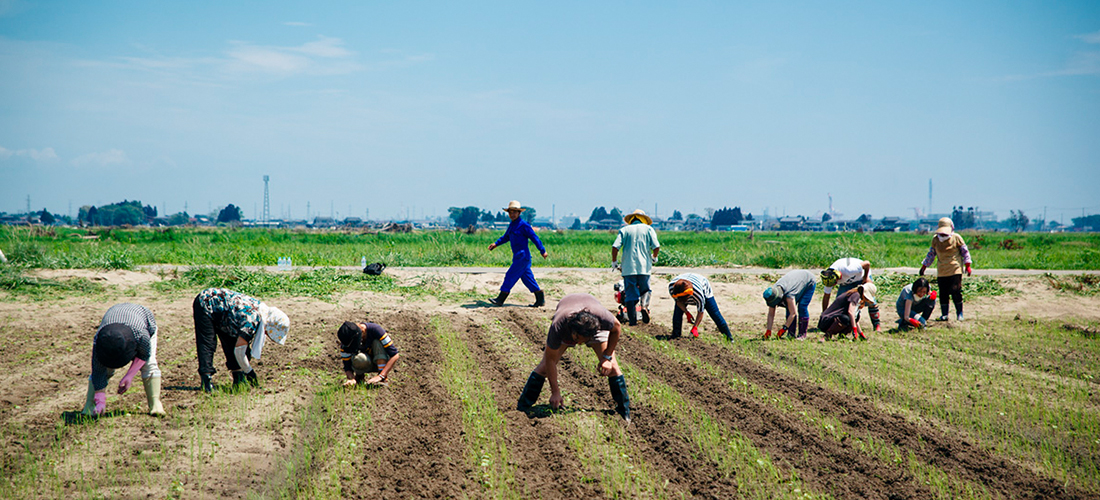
[79,200,158,226]
[448,205,536,228]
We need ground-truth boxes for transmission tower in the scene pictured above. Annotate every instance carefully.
[262,175,270,224]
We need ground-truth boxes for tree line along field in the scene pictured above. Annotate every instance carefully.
[0,230,1098,499]
[1,226,1099,270]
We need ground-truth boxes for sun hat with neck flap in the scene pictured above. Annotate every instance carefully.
[936,217,954,235]
[623,209,652,225]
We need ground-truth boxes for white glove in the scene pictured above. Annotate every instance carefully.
[611,261,620,271]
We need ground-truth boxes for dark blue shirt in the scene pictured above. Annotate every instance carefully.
[494,218,546,261]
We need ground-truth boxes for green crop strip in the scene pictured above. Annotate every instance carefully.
[3,226,1097,270]
[711,319,1100,494]
[630,331,996,500]
[479,319,671,498]
[430,316,519,498]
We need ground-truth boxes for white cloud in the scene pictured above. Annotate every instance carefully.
[1075,31,1100,44]
[294,36,352,58]
[0,146,58,162]
[71,149,129,167]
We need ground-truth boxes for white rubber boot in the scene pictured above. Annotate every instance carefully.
[143,377,166,416]
[81,379,96,416]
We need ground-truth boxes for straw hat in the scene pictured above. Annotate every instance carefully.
[936,217,954,235]
[503,200,525,212]
[623,209,652,225]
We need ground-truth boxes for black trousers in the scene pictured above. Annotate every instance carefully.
[937,274,964,316]
[193,296,251,375]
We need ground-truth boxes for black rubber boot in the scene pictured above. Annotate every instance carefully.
[244,370,259,387]
[489,292,509,306]
[609,375,631,423]
[200,373,214,393]
[625,301,639,326]
[231,371,245,387]
[516,372,546,412]
[530,290,545,308]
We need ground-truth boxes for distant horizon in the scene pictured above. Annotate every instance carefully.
[3,2,1098,225]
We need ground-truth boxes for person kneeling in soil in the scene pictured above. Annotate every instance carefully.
[820,257,883,333]
[193,288,289,392]
[762,270,816,340]
[817,283,877,341]
[337,321,400,386]
[896,278,936,330]
[668,273,733,341]
[81,303,165,417]
[516,293,631,422]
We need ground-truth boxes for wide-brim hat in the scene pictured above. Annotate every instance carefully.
[95,323,137,369]
[859,282,877,305]
[503,200,525,212]
[936,217,954,235]
[763,285,783,307]
[260,304,289,345]
[624,209,652,225]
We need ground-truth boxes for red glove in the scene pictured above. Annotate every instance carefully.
[965,263,972,276]
[777,327,787,339]
[929,290,937,301]
[852,325,861,340]
[691,326,699,338]
[763,329,772,340]
[685,312,695,323]
[908,318,922,328]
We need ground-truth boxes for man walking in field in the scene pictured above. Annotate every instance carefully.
[488,200,548,307]
[611,209,660,325]
[516,293,631,422]
[820,257,882,333]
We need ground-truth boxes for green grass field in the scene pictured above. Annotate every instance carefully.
[2,226,1098,270]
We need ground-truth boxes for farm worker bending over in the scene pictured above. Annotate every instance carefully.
[920,217,973,322]
[193,288,289,393]
[336,321,400,386]
[516,293,631,422]
[897,277,936,330]
[488,200,548,307]
[611,209,660,326]
[81,303,165,417]
[668,273,733,341]
[817,283,877,341]
[762,270,816,340]
[820,257,882,333]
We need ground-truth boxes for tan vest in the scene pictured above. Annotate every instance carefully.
[931,233,965,276]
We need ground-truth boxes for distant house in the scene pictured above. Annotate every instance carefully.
[778,217,805,231]
[342,217,363,227]
[874,217,903,232]
[312,216,336,228]
[585,218,622,231]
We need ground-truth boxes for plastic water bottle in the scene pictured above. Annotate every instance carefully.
[361,256,367,268]
[286,257,292,269]
[277,257,285,271]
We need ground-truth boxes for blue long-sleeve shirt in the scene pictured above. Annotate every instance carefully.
[494,218,546,261]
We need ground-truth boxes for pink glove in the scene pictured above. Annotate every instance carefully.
[94,392,107,416]
[118,358,146,394]
[929,290,937,301]
[691,326,699,338]
[965,263,972,276]
[908,318,922,328]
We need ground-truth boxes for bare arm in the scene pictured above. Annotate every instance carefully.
[903,299,913,320]
[537,345,568,409]
[766,306,776,331]
[861,261,871,283]
[367,353,401,384]
[611,247,619,265]
[784,296,798,329]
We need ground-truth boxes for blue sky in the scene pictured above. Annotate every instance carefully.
[2,1,1098,224]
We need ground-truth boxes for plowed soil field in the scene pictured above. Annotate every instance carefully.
[1,268,1098,499]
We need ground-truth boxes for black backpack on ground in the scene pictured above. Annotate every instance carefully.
[363,262,386,275]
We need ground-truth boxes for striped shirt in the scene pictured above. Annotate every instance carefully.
[668,273,713,317]
[339,322,399,372]
[91,303,156,391]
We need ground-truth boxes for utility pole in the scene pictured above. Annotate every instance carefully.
[262,175,270,224]
[26,195,31,215]
[928,179,933,217]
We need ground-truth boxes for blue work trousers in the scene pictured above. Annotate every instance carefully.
[501,257,540,293]
[621,274,650,304]
[672,296,732,338]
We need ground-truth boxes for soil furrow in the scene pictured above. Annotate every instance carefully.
[495,308,747,499]
[632,321,1086,500]
[348,311,472,499]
